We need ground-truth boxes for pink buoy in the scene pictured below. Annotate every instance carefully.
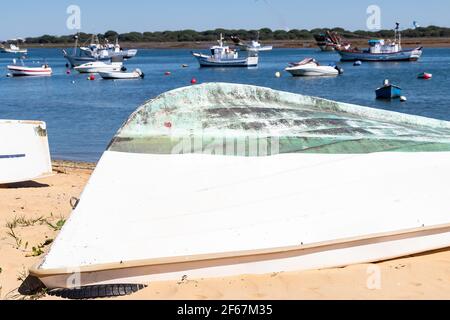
[191,78,197,85]
[164,122,173,129]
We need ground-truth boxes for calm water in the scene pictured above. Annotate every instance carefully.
[1,48,450,162]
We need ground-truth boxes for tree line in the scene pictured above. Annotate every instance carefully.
[19,26,450,44]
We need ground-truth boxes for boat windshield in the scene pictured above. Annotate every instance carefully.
[109,83,450,157]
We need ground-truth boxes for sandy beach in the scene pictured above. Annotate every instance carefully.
[1,161,449,300]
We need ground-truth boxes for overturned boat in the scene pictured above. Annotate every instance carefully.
[31,83,450,296]
[0,120,52,184]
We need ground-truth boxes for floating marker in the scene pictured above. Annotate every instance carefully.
[165,71,171,76]
[275,72,281,78]
[400,96,407,102]
[191,78,198,85]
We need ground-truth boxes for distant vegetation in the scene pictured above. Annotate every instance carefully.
[17,26,450,44]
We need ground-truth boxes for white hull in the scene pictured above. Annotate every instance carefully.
[35,224,450,289]
[286,65,339,77]
[7,65,52,77]
[0,120,53,184]
[99,70,144,80]
[32,83,450,292]
[74,62,123,74]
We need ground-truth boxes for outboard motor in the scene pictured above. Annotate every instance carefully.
[121,66,127,72]
[334,65,344,75]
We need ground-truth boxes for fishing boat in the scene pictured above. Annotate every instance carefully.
[79,36,138,60]
[337,24,423,62]
[376,80,402,99]
[231,33,273,52]
[1,43,28,54]
[192,34,259,68]
[63,36,112,68]
[0,120,53,184]
[313,31,350,52]
[285,58,343,76]
[99,69,144,80]
[74,60,124,74]
[7,59,52,77]
[30,83,450,298]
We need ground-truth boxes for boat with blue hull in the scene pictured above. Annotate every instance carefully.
[337,24,423,62]
[192,34,259,68]
[376,80,402,99]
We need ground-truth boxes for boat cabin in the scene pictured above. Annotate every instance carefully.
[368,39,401,54]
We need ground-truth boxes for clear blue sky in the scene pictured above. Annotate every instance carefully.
[1,0,449,39]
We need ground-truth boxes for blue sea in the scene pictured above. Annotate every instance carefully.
[1,48,450,162]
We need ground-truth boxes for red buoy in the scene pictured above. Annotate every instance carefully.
[164,122,173,129]
[165,71,171,76]
[89,74,95,81]
[191,78,197,85]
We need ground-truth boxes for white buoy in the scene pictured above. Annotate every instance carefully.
[400,96,407,102]
[6,73,12,78]
[275,72,281,78]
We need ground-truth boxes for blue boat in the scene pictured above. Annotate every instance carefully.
[376,80,402,99]
[192,34,259,68]
[337,24,423,62]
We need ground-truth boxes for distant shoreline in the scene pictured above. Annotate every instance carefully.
[19,37,450,50]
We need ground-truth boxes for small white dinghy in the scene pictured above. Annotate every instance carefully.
[7,59,52,77]
[31,83,450,298]
[74,61,124,74]
[285,58,342,77]
[99,68,144,80]
[0,120,53,184]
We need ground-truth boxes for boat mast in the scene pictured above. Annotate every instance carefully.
[218,33,224,47]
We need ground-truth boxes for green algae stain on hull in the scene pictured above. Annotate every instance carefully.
[109,83,450,156]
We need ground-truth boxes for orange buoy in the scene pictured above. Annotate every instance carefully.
[191,78,197,85]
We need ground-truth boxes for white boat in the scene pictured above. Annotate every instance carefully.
[231,34,273,52]
[285,58,342,76]
[192,34,259,68]
[74,61,124,74]
[1,43,28,54]
[0,120,53,184]
[99,69,144,80]
[7,60,52,77]
[30,83,450,298]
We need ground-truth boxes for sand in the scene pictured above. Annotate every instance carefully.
[1,161,449,300]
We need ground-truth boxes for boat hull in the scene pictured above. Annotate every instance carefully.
[64,54,111,68]
[0,120,53,184]
[31,83,450,292]
[7,66,52,77]
[376,85,402,99]
[99,71,143,80]
[338,48,423,62]
[286,66,339,77]
[193,53,258,68]
[33,223,450,289]
[74,64,123,74]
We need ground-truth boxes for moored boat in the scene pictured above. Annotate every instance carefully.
[0,120,53,184]
[31,83,450,297]
[1,43,28,54]
[99,69,144,80]
[376,80,402,99]
[193,34,259,68]
[7,60,52,77]
[285,58,343,76]
[231,32,273,52]
[337,24,423,62]
[74,60,124,74]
